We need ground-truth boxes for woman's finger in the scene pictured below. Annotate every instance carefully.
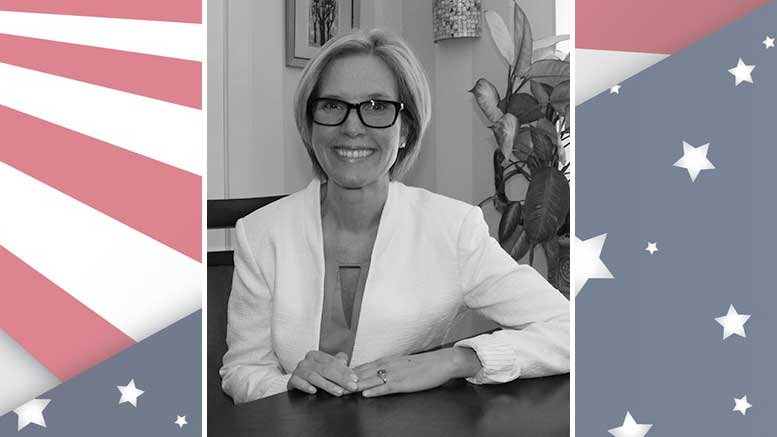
[288,374,317,394]
[319,363,359,392]
[334,352,349,364]
[356,374,385,392]
[362,382,393,398]
[305,371,348,397]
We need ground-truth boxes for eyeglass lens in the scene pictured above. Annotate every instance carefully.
[312,99,399,128]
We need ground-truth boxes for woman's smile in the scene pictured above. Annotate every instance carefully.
[332,146,377,162]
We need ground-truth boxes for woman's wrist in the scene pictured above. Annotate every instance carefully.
[446,346,483,379]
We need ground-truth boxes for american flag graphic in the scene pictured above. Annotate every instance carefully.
[576,0,777,434]
[0,0,202,423]
[575,0,772,104]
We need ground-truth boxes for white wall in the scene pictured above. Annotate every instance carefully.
[208,0,560,339]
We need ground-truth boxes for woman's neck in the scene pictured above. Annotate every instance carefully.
[321,177,389,233]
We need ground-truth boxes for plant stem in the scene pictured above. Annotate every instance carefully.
[478,195,495,208]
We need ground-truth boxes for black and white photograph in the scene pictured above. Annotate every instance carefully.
[207,0,571,435]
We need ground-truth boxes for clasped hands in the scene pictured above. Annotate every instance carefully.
[287,347,482,398]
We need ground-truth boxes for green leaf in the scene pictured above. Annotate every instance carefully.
[527,60,570,87]
[498,201,523,244]
[489,113,518,162]
[484,10,515,66]
[512,127,532,161]
[549,80,569,114]
[530,128,555,164]
[530,80,549,107]
[469,78,503,123]
[523,168,570,242]
[511,1,533,77]
[506,92,543,124]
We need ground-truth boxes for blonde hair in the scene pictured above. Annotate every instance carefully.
[293,28,431,180]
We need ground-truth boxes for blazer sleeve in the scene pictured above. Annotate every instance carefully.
[219,219,291,403]
[453,206,570,384]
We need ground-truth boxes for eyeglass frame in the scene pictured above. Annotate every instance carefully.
[309,97,405,128]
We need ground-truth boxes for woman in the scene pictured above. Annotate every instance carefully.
[220,28,569,404]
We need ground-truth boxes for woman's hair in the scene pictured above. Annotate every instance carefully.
[294,28,431,180]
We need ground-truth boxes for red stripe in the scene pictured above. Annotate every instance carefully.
[0,0,200,24]
[0,105,202,262]
[0,246,136,381]
[577,0,770,54]
[0,34,201,109]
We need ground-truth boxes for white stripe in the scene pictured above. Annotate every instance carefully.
[0,162,202,343]
[576,48,669,105]
[0,11,202,62]
[0,330,60,416]
[0,62,202,176]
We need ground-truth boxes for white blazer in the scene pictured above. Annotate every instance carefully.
[221,179,570,404]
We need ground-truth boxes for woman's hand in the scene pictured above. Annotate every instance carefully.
[353,347,482,397]
[287,351,360,396]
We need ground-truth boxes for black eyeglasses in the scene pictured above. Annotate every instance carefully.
[310,98,404,128]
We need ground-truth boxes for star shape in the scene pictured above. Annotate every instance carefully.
[728,58,755,85]
[610,84,621,94]
[574,233,614,296]
[13,398,51,431]
[673,141,715,182]
[608,411,653,437]
[117,379,144,407]
[715,305,750,339]
[175,415,188,428]
[763,36,775,49]
[645,242,658,255]
[733,395,752,415]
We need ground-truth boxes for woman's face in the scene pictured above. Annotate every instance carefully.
[310,53,406,190]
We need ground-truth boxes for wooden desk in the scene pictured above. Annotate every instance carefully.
[208,374,569,436]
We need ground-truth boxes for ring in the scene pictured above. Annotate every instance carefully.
[377,369,388,384]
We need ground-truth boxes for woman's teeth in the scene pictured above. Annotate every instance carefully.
[335,148,374,159]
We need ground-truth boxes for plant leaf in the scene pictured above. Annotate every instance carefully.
[484,10,515,66]
[498,201,523,244]
[535,118,557,143]
[541,236,561,289]
[549,80,569,114]
[527,59,570,87]
[533,34,570,49]
[511,1,533,77]
[530,128,555,164]
[530,80,549,107]
[506,92,543,124]
[469,78,503,124]
[489,113,518,162]
[523,168,570,242]
[513,127,532,161]
[509,226,533,261]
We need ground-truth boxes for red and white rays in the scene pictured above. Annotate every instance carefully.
[0,1,202,415]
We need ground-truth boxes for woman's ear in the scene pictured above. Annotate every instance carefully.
[400,121,409,149]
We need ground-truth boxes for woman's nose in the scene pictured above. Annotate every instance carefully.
[341,108,366,135]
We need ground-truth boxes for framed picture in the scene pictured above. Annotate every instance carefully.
[285,0,360,68]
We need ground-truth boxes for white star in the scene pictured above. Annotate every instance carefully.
[715,305,750,339]
[117,379,144,407]
[610,84,621,94]
[574,233,614,296]
[733,395,752,415]
[763,36,775,49]
[13,398,50,431]
[728,58,755,85]
[673,141,715,182]
[174,415,188,428]
[608,411,653,437]
[645,242,658,255]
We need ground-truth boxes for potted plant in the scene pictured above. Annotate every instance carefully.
[471,1,570,297]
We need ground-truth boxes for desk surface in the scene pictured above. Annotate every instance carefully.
[209,374,569,437]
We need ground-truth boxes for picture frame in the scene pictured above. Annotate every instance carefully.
[285,0,360,68]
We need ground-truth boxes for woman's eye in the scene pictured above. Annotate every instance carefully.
[368,101,387,111]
